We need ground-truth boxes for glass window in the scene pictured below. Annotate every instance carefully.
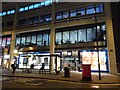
[44,15,51,21]
[70,10,77,17]
[29,5,34,10]
[24,6,28,11]
[37,34,42,41]
[0,12,2,16]
[63,11,69,18]
[26,36,31,44]
[101,24,106,40]
[78,8,85,15]
[41,2,45,6]
[39,16,44,22]
[45,0,51,6]
[2,12,6,16]
[33,17,39,23]
[16,37,20,45]
[56,32,62,44]
[96,4,104,13]
[31,35,36,44]
[6,37,11,45]
[56,13,62,19]
[34,3,39,8]
[43,34,48,46]
[78,29,86,43]
[0,38,2,46]
[11,10,15,14]
[86,5,95,14]
[2,38,6,47]
[21,37,26,45]
[7,11,11,15]
[87,28,96,42]
[70,30,77,44]
[63,31,69,44]
[19,7,24,12]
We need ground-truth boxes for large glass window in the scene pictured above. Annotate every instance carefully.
[31,35,36,44]
[37,34,42,46]
[56,32,62,44]
[70,30,77,44]
[6,37,11,45]
[96,4,104,13]
[101,24,106,40]
[19,7,25,12]
[45,0,51,6]
[43,34,48,46]
[63,31,69,44]
[78,29,86,43]
[2,38,6,47]
[24,6,29,11]
[2,11,6,16]
[16,37,21,46]
[87,28,96,42]
[56,13,62,19]
[29,5,34,10]
[63,11,69,18]
[21,37,26,45]
[86,5,95,14]
[78,8,85,15]
[34,3,39,9]
[70,10,77,17]
[26,36,31,44]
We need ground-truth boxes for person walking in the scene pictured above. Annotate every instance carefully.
[11,60,17,74]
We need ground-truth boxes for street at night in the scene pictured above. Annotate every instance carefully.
[1,76,120,89]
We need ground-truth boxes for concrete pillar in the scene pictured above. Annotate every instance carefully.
[104,3,117,74]
[8,3,18,69]
[50,2,55,73]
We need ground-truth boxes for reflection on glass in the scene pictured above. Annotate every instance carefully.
[87,28,96,42]
[70,30,77,44]
[63,31,69,43]
[21,37,26,45]
[43,34,48,46]
[31,36,36,44]
[56,32,62,44]
[16,38,20,45]
[78,29,86,43]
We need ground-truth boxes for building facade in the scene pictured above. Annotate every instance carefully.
[1,1,119,74]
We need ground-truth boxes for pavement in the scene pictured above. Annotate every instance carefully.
[1,69,120,84]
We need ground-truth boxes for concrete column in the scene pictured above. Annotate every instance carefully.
[50,1,55,73]
[8,3,18,69]
[104,3,117,74]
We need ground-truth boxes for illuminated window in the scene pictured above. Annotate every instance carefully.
[45,0,51,6]
[70,30,77,44]
[2,38,6,47]
[63,11,69,18]
[70,10,77,17]
[24,6,28,11]
[16,38,20,45]
[78,8,85,15]
[87,28,96,42]
[31,35,36,44]
[29,5,34,10]
[78,29,86,43]
[2,12,6,16]
[63,31,69,44]
[96,4,104,13]
[7,11,11,15]
[11,10,15,14]
[0,12,2,16]
[56,32,62,44]
[34,3,39,8]
[41,2,45,6]
[86,5,95,14]
[19,7,25,12]
[56,13,62,19]
[6,37,11,45]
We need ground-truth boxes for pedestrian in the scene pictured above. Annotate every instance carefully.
[11,60,17,74]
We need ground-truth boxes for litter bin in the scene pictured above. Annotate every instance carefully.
[82,64,91,81]
[64,67,70,77]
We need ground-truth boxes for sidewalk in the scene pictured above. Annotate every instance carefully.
[1,69,120,84]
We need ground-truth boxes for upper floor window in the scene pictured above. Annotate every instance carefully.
[96,4,104,13]
[19,7,25,12]
[0,12,2,16]
[34,3,39,9]
[70,10,77,17]
[24,6,29,11]
[77,8,85,15]
[45,0,52,6]
[29,5,34,10]
[56,12,62,19]
[63,11,69,18]
[11,10,15,14]
[41,2,45,6]
[86,5,95,14]
[2,11,7,16]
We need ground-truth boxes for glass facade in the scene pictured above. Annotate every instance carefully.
[15,30,50,47]
[56,23,106,44]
